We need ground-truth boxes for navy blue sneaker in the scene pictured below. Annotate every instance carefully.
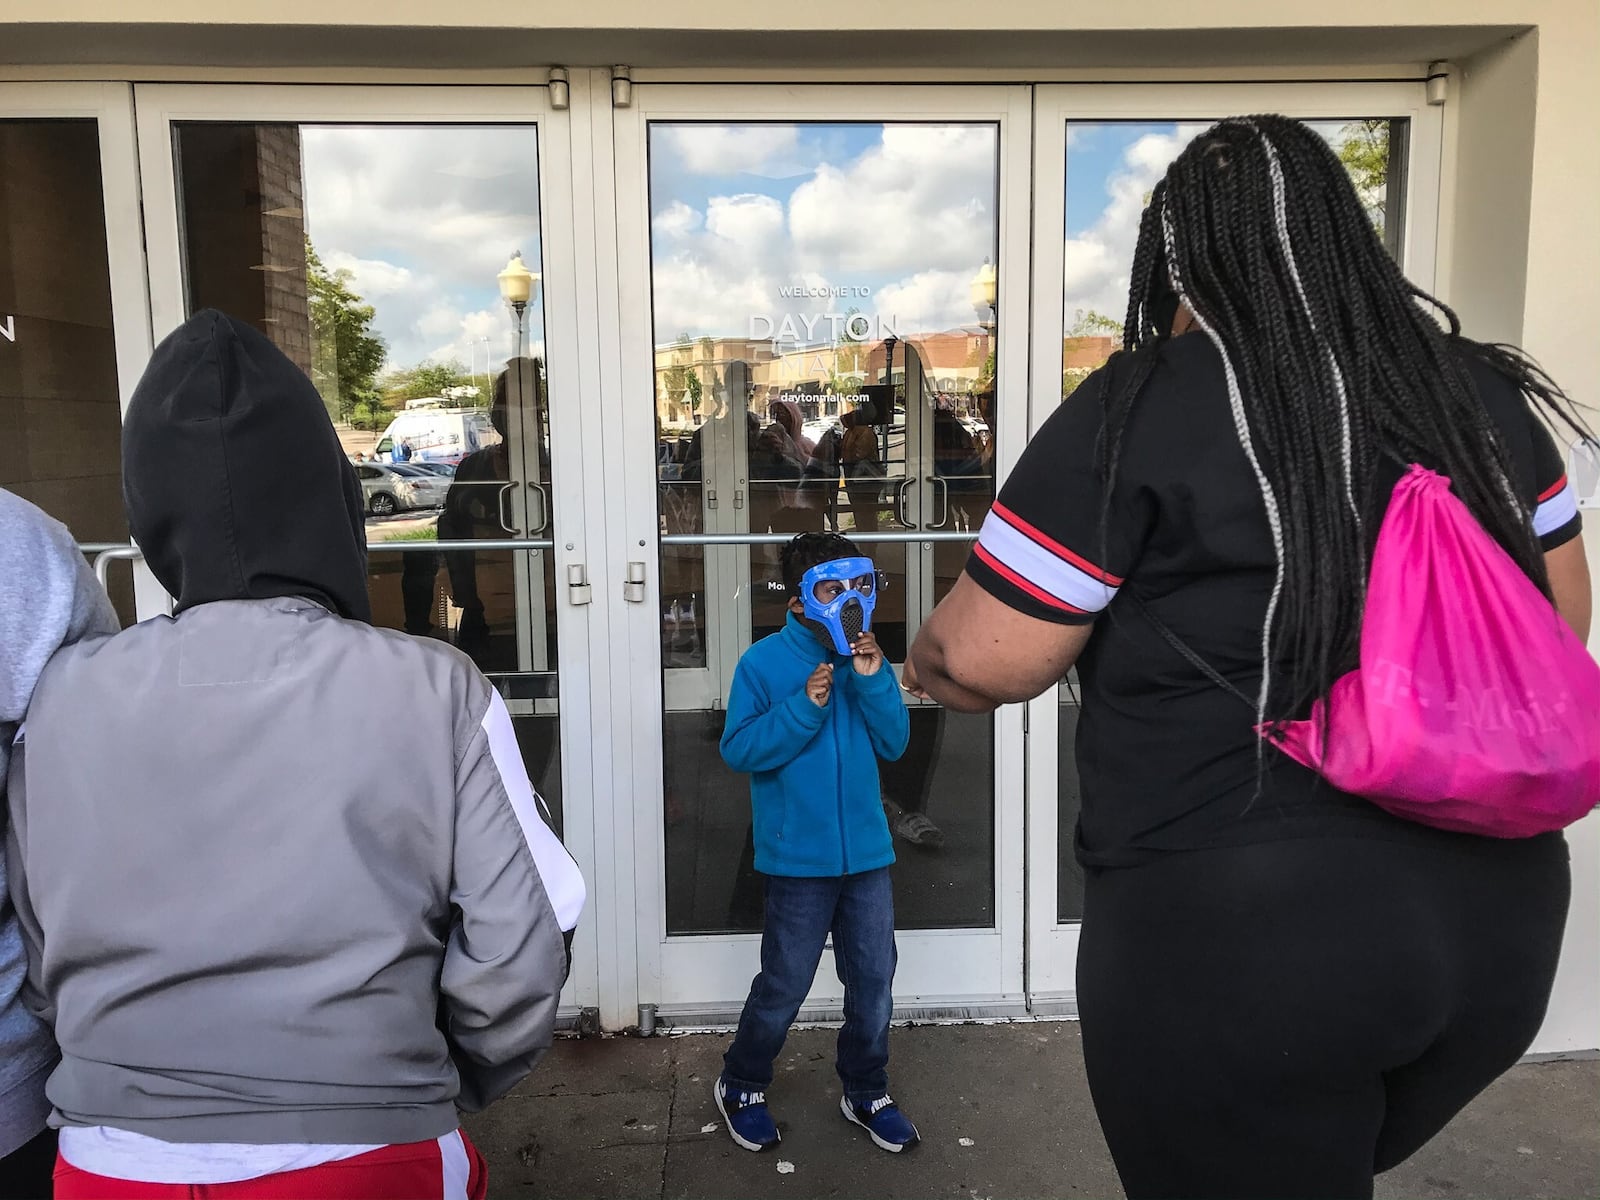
[841,1094,920,1152]
[714,1078,780,1152]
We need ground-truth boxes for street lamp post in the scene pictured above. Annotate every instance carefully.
[969,258,999,422]
[497,251,540,366]
[970,257,998,343]
[495,251,541,542]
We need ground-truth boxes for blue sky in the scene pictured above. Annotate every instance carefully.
[1064,122,1177,239]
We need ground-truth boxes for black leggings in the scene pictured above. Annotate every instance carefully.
[1077,831,1570,1200]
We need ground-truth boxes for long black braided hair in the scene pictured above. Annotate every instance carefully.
[1103,114,1592,732]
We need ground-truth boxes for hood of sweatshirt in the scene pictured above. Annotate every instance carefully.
[122,310,371,622]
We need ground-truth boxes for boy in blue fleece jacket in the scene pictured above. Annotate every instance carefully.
[713,532,917,1155]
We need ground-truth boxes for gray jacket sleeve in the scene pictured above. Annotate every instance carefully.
[440,687,586,1112]
[4,739,50,1026]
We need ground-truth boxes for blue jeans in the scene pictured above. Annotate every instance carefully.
[723,868,896,1105]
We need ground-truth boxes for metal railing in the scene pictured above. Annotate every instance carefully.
[662,530,975,546]
[83,529,970,587]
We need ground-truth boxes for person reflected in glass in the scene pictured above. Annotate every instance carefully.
[753,400,825,535]
[931,397,985,533]
[840,400,887,533]
[439,358,548,669]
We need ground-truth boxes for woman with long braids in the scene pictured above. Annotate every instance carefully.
[905,115,1592,1198]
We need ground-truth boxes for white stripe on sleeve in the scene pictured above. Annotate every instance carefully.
[1534,480,1580,538]
[480,689,586,932]
[976,509,1118,614]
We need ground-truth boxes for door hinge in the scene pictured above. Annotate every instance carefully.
[611,66,633,109]
[624,560,647,603]
[548,66,570,110]
[1426,61,1450,107]
[566,563,594,606]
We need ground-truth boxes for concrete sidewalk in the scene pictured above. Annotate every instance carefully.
[461,1022,1599,1199]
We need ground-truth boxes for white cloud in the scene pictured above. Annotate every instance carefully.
[788,125,996,275]
[423,306,542,372]
[705,193,785,248]
[1061,125,1208,330]
[875,268,990,336]
[653,200,703,240]
[656,125,803,177]
[325,252,413,298]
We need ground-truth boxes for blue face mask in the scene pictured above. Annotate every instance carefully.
[799,556,879,656]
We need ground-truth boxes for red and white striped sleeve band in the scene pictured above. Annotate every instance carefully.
[1534,475,1579,538]
[972,501,1123,616]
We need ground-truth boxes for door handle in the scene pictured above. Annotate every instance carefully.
[526,481,550,534]
[895,476,916,528]
[497,483,521,535]
[624,560,647,604]
[927,474,949,529]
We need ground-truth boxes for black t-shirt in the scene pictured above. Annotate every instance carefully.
[968,333,1582,868]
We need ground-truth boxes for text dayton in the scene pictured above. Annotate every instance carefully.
[749,311,903,343]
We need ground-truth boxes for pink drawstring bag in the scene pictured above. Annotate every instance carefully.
[1269,465,1600,837]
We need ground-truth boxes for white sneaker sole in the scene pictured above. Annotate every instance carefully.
[714,1082,778,1153]
[839,1095,919,1153]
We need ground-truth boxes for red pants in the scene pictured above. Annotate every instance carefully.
[55,1131,488,1200]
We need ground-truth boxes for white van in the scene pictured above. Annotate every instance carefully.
[373,407,499,466]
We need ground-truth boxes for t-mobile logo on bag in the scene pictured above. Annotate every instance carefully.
[1370,657,1564,737]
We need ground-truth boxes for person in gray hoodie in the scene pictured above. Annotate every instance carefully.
[6,310,585,1199]
[0,490,120,1200]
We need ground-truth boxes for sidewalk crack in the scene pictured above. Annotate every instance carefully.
[659,1039,679,1200]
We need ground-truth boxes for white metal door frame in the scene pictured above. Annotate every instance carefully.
[611,82,1033,1021]
[1024,80,1445,1007]
[0,82,163,615]
[131,80,603,1019]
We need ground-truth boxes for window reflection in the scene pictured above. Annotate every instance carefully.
[172,121,561,825]
[0,119,132,624]
[649,121,1001,933]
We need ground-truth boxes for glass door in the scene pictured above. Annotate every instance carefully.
[612,85,1032,1022]
[0,83,158,621]
[1024,82,1444,1008]
[132,83,602,1019]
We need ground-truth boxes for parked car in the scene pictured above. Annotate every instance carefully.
[355,462,446,517]
[406,461,457,479]
[384,463,451,509]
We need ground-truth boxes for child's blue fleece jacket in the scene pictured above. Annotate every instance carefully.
[721,613,910,877]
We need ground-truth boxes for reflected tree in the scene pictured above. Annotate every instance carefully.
[1337,120,1390,240]
[306,237,387,429]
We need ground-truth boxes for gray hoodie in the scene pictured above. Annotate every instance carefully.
[6,311,584,1147]
[0,489,120,1158]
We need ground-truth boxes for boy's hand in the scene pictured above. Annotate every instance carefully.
[806,663,834,707]
[850,631,885,676]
